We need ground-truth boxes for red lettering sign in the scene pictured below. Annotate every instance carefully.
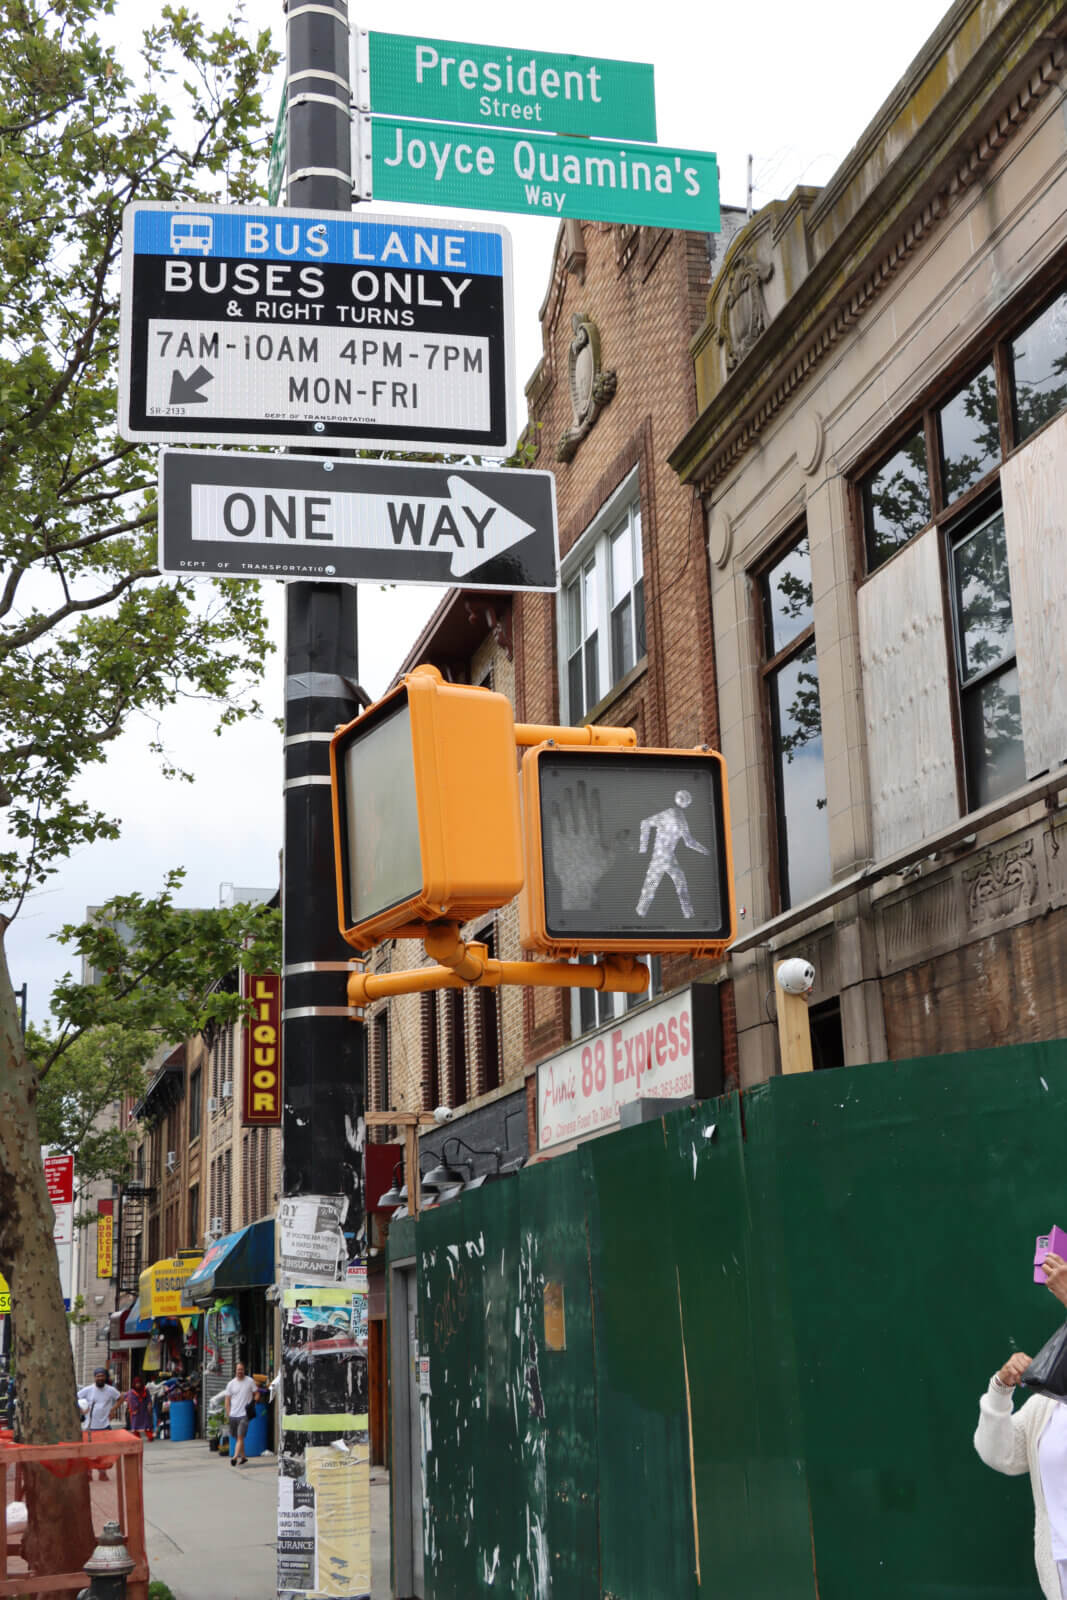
[44,1153,74,1205]
[242,972,282,1125]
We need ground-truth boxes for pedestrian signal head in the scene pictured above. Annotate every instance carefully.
[519,744,736,957]
[330,664,524,948]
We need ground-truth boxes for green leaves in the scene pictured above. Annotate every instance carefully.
[31,871,280,1184]
[0,0,281,910]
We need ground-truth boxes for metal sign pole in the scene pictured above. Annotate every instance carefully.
[279,2,368,1597]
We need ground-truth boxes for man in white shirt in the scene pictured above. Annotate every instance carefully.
[223,1362,257,1466]
[76,1367,121,1481]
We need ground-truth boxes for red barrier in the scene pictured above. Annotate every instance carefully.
[1,1433,146,1598]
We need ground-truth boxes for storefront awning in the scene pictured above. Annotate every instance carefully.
[109,1302,152,1348]
[138,1252,203,1318]
[185,1220,274,1305]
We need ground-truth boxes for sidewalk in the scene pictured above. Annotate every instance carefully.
[141,1437,391,1598]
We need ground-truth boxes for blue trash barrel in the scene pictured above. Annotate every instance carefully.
[229,1411,267,1457]
[169,1399,195,1442]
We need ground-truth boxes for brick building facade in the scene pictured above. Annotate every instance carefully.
[513,214,745,1138]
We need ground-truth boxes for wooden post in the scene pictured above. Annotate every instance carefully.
[775,963,814,1075]
[364,1111,438,1218]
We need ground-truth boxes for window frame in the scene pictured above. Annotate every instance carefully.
[558,468,647,723]
[851,275,1067,822]
[753,524,831,915]
[944,492,1025,812]
[855,278,1067,581]
[569,955,663,1042]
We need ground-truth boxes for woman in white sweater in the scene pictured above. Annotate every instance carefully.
[974,1251,1067,1600]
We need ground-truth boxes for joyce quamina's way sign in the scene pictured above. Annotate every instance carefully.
[360,120,719,233]
[119,204,515,453]
[158,449,558,590]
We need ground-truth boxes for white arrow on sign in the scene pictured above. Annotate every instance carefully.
[191,473,536,577]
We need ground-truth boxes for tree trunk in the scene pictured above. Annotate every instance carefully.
[0,923,95,1576]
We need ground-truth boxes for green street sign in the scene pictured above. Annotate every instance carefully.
[268,86,288,206]
[363,31,656,142]
[365,117,719,233]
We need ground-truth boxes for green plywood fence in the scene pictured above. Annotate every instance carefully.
[400,1039,1067,1597]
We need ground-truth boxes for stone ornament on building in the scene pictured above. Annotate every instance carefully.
[718,252,774,373]
[557,312,617,462]
[963,839,1039,924]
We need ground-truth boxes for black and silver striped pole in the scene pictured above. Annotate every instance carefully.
[279,1,368,1594]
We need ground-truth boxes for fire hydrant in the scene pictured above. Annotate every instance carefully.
[76,1520,135,1600]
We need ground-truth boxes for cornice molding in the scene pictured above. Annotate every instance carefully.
[671,25,1067,491]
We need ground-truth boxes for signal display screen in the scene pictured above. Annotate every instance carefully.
[538,751,729,941]
[342,696,422,927]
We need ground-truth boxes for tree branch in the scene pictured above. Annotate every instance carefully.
[2,564,158,651]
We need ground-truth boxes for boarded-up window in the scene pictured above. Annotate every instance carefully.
[1001,410,1067,782]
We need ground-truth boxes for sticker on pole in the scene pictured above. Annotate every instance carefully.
[118,203,516,454]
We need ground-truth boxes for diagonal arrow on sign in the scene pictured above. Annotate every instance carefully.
[169,365,214,404]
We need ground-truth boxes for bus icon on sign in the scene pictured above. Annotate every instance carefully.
[170,215,213,255]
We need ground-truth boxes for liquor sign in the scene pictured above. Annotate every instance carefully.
[244,972,282,1125]
[158,448,558,589]
[360,117,720,233]
[359,31,656,141]
[538,987,697,1150]
[97,1200,114,1280]
[119,204,516,454]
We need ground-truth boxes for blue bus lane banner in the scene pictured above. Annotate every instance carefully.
[118,203,516,454]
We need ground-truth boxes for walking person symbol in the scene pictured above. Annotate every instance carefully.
[636,790,710,919]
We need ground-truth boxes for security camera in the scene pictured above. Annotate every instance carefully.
[776,958,815,996]
[433,1105,454,1124]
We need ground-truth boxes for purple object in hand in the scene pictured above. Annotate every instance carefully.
[1034,1225,1067,1282]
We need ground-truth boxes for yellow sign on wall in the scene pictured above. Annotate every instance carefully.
[97,1211,114,1280]
[0,1270,10,1315]
[138,1254,202,1318]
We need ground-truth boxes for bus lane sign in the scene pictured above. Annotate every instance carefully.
[118,203,515,454]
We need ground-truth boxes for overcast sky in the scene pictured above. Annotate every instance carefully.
[10,0,946,1024]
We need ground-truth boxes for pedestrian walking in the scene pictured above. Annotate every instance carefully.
[223,1361,256,1467]
[125,1373,154,1441]
[77,1367,121,1481]
[974,1249,1067,1597]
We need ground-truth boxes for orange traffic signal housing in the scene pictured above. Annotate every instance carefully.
[330,664,524,949]
[519,743,736,957]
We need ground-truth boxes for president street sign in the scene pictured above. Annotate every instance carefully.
[119,204,515,453]
[158,448,559,591]
[358,31,656,141]
[360,118,719,232]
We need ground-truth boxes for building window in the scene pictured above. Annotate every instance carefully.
[373,1010,390,1120]
[861,286,1067,573]
[561,475,645,720]
[474,927,501,1095]
[222,1147,232,1235]
[949,500,1025,808]
[447,989,466,1108]
[420,993,440,1112]
[260,1129,272,1218]
[188,1069,201,1144]
[188,1183,199,1246]
[572,955,662,1039]
[760,531,831,909]
[1011,290,1067,442]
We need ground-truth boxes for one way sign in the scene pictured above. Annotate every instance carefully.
[158,448,558,591]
